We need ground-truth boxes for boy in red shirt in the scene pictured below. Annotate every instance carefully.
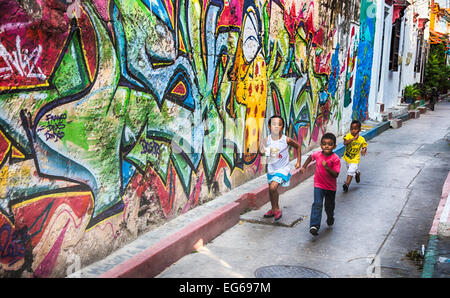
[300,133,341,236]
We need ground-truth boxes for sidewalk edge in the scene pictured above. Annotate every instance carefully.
[99,166,316,278]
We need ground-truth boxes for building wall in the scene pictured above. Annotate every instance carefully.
[400,7,421,91]
[383,5,403,109]
[0,0,403,277]
[372,0,424,115]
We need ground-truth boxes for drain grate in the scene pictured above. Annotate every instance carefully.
[254,265,330,278]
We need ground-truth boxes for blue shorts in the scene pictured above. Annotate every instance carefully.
[267,172,291,187]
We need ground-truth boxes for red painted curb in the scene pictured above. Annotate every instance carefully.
[100,201,244,278]
[99,161,317,278]
[429,172,450,235]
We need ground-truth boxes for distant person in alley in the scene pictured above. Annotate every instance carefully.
[259,115,302,221]
[300,133,341,236]
[342,120,368,192]
[429,87,438,111]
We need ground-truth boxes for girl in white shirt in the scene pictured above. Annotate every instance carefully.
[259,115,302,221]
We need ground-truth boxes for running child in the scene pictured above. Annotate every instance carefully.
[342,120,367,192]
[259,115,302,221]
[300,133,340,236]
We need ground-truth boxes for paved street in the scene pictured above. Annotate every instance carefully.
[157,101,450,278]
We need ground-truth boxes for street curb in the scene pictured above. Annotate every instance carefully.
[421,171,450,278]
[100,201,244,278]
[99,162,317,278]
[97,120,391,278]
[396,112,411,123]
[429,172,450,236]
[422,235,439,278]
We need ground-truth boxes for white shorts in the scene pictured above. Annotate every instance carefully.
[345,161,359,177]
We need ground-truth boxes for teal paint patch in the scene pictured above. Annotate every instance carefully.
[421,235,439,278]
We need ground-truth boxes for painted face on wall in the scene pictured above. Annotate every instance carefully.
[229,6,267,163]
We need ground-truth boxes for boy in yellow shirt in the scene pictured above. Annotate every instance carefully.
[342,120,367,192]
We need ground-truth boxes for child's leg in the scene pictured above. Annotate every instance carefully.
[324,190,336,225]
[344,161,352,185]
[269,181,280,211]
[310,187,325,229]
[355,163,360,183]
[344,162,357,191]
[345,175,353,186]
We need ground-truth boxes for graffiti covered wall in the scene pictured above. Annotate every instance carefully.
[353,0,376,121]
[0,0,368,277]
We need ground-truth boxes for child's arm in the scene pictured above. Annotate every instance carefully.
[343,133,359,145]
[322,161,339,178]
[362,138,368,156]
[286,137,301,168]
[300,155,312,174]
[361,147,367,156]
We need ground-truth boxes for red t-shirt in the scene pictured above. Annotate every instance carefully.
[311,151,341,191]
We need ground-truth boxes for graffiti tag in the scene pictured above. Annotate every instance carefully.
[0,35,46,80]
[140,139,161,157]
[0,224,26,266]
[37,113,67,142]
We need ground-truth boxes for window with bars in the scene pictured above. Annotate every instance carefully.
[389,19,401,71]
[414,33,423,73]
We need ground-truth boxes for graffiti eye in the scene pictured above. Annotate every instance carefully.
[164,71,195,111]
[242,9,260,63]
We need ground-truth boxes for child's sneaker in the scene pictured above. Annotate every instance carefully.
[309,226,319,236]
[274,210,282,221]
[263,210,275,218]
[343,183,349,192]
[355,171,360,183]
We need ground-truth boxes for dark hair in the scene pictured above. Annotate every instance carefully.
[321,132,336,145]
[268,115,284,129]
[351,120,361,129]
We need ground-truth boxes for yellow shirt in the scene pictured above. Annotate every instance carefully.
[343,133,367,164]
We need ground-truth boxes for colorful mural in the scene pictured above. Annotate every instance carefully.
[353,0,376,121]
[0,0,366,277]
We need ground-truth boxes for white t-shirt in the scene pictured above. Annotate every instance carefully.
[266,134,290,176]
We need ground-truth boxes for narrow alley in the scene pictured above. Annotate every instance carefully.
[157,101,450,278]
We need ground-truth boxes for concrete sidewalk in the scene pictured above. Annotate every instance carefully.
[69,101,433,278]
